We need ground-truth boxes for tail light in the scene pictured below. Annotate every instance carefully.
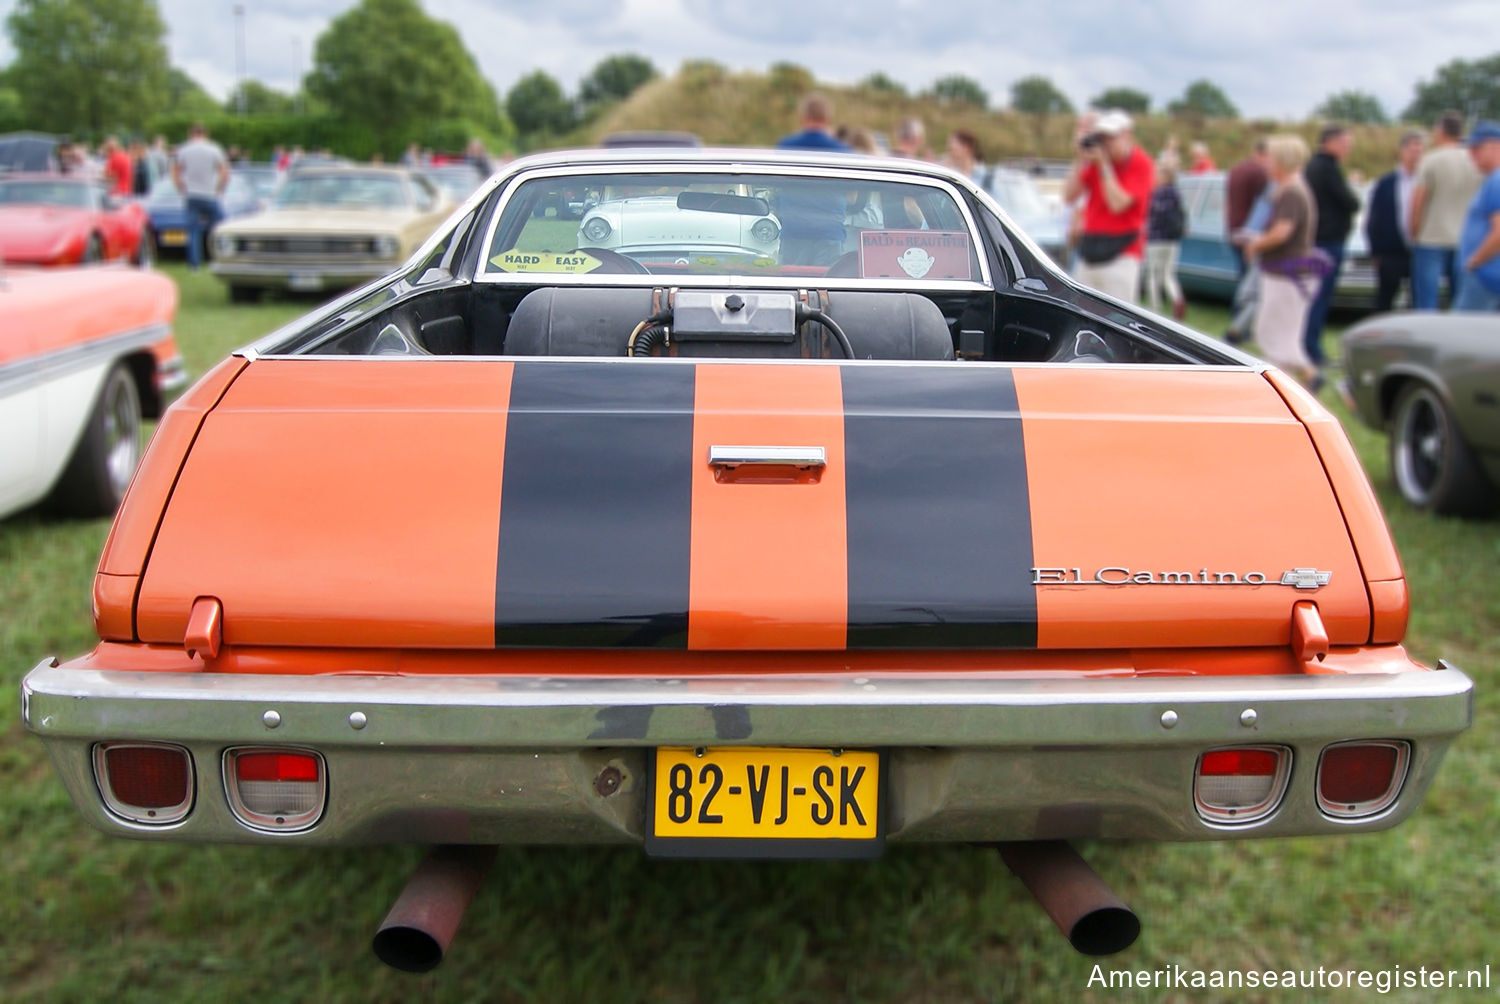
[224,748,326,832]
[1317,741,1409,818]
[1194,746,1290,824]
[93,742,194,825]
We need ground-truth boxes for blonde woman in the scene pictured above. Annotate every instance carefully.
[1243,135,1330,390]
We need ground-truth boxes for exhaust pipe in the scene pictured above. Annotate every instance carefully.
[995,840,1140,955]
[373,845,497,972]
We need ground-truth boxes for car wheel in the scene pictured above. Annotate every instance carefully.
[48,363,142,518]
[229,284,264,304]
[82,234,103,263]
[136,228,157,268]
[1389,382,1495,516]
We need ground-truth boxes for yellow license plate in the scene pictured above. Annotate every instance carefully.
[161,229,187,246]
[646,746,882,858]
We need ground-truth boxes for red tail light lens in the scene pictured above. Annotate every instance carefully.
[1194,746,1290,824]
[225,748,325,832]
[93,743,194,824]
[1317,741,1409,818]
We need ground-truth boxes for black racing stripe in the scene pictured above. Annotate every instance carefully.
[495,361,695,647]
[842,365,1036,648]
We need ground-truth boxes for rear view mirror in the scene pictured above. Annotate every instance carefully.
[676,191,770,216]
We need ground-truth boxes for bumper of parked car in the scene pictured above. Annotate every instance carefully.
[21,651,1471,849]
[209,260,394,291]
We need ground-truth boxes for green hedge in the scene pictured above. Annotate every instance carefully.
[142,114,512,161]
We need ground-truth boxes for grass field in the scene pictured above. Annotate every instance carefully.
[2,266,1495,1002]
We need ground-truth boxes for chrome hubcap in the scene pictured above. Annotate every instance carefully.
[102,377,140,497]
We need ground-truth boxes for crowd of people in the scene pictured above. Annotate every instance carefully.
[775,92,1500,394]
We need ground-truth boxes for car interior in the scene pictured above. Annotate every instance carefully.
[276,171,1238,368]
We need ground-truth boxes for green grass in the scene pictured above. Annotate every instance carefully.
[2,272,1495,1002]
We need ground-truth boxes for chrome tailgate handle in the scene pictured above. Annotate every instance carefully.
[708,446,826,470]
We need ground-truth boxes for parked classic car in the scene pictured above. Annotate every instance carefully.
[209,165,451,301]
[0,173,155,266]
[142,174,260,259]
[1343,311,1500,516]
[1175,172,1377,310]
[22,149,1471,969]
[1,266,184,518]
[985,165,1067,260]
[572,184,782,269]
[426,163,487,204]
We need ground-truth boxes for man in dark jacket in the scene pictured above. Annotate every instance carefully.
[1365,131,1426,311]
[1302,124,1361,366]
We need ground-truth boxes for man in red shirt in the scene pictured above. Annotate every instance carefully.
[1064,110,1154,303]
[1225,139,1270,277]
[101,136,133,197]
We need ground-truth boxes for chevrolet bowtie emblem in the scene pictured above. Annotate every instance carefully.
[1280,568,1333,590]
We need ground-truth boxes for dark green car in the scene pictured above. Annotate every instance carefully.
[1344,311,1500,516]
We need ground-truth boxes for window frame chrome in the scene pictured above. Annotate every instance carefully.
[472,163,995,293]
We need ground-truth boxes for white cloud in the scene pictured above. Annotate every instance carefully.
[0,0,1495,125]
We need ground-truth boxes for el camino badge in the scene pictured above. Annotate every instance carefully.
[1032,567,1332,590]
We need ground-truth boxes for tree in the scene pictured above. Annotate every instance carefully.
[225,80,295,118]
[1403,52,1500,123]
[165,68,221,119]
[1010,75,1073,115]
[1090,87,1150,114]
[928,74,989,109]
[1168,79,1238,119]
[506,70,576,139]
[578,53,656,113]
[1314,89,1388,125]
[859,72,907,97]
[305,0,507,148]
[4,0,168,134]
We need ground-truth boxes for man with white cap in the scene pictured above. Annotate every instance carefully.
[1063,109,1155,303]
[1454,120,1500,311]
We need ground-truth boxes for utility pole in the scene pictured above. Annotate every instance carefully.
[234,4,247,115]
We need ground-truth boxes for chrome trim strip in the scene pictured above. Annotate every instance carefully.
[22,660,1473,749]
[472,163,994,292]
[709,445,826,469]
[0,322,171,398]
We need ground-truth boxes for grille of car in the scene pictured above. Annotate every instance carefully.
[236,236,379,256]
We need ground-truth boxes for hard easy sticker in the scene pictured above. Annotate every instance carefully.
[858,229,973,281]
[490,250,603,273]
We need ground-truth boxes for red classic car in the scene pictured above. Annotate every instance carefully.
[1,266,184,518]
[0,173,156,266]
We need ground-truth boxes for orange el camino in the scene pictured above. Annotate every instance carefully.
[20,149,1471,970]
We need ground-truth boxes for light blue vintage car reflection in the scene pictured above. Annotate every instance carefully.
[576,189,782,267]
[1175,172,1378,310]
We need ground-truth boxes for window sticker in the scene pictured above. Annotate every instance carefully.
[490,250,603,273]
[858,230,973,281]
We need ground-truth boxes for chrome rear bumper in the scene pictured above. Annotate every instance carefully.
[22,658,1472,847]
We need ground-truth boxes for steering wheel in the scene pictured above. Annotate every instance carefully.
[572,247,651,275]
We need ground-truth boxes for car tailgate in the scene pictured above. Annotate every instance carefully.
[132,358,1375,652]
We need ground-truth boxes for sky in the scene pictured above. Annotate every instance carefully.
[0,0,1495,122]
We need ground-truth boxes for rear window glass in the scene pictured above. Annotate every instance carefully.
[482,171,982,282]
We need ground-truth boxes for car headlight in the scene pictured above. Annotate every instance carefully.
[581,217,612,244]
[213,233,236,257]
[751,218,780,244]
[373,236,399,258]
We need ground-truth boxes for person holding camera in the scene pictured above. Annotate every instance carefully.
[1063,110,1155,303]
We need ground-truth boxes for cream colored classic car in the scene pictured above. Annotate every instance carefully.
[210,166,451,301]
